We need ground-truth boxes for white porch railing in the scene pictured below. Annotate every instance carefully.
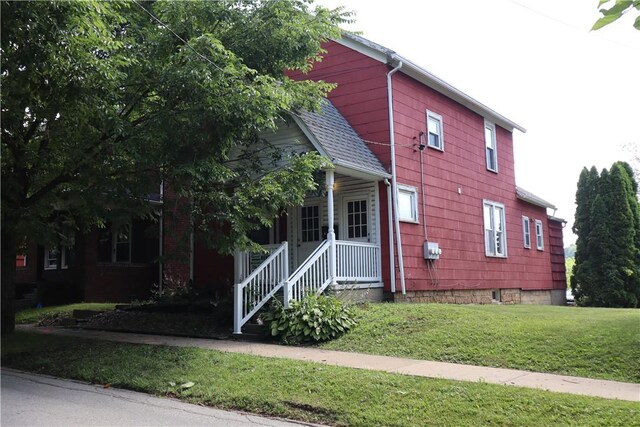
[234,243,282,283]
[285,240,332,303]
[233,241,288,334]
[336,240,381,282]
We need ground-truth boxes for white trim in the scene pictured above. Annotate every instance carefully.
[522,216,531,249]
[426,110,444,151]
[483,199,507,258]
[535,219,544,251]
[397,184,419,223]
[374,183,382,288]
[484,120,498,173]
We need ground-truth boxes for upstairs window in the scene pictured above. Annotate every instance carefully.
[535,219,544,250]
[426,110,444,151]
[483,200,507,257]
[484,120,498,172]
[522,216,531,249]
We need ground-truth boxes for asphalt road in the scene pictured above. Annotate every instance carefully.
[1,369,309,427]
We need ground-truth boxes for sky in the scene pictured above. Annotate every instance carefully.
[316,0,640,245]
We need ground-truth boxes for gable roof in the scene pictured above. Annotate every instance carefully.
[336,33,526,134]
[293,99,391,179]
[516,186,557,210]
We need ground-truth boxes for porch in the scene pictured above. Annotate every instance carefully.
[233,170,384,334]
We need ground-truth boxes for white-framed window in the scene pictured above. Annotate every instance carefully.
[483,200,507,257]
[522,216,531,249]
[397,184,418,223]
[44,246,70,270]
[484,120,498,172]
[426,110,444,151]
[44,248,58,270]
[98,224,132,263]
[535,219,544,250]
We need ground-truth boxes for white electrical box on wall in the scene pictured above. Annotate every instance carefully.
[424,241,441,260]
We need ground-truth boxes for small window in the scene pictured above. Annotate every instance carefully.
[483,200,507,257]
[484,120,498,172]
[397,185,418,223]
[426,110,444,151]
[522,216,531,249]
[535,220,544,250]
[44,248,58,270]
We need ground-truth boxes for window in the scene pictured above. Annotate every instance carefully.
[98,224,132,263]
[535,219,544,250]
[522,216,531,249]
[43,246,70,270]
[484,120,498,172]
[426,110,444,151]
[44,248,58,270]
[345,199,368,239]
[483,200,507,257]
[300,206,320,242]
[397,185,418,223]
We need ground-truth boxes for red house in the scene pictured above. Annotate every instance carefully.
[16,34,566,332]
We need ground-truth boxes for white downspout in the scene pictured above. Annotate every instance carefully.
[158,180,164,294]
[387,60,407,295]
[384,179,396,293]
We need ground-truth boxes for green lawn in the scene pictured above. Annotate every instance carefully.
[2,332,637,427]
[16,303,117,324]
[320,304,640,383]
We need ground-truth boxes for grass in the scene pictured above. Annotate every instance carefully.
[320,304,640,383]
[16,303,117,324]
[2,331,638,427]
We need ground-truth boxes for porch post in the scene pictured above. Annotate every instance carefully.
[326,168,337,285]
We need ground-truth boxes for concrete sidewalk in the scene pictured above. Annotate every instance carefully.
[18,325,640,402]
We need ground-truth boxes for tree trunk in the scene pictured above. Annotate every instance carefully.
[1,226,18,335]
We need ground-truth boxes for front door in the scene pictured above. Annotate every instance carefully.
[342,196,370,242]
[297,203,322,266]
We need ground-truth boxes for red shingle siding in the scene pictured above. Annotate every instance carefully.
[294,41,559,293]
[548,219,567,290]
[390,70,556,292]
[288,41,391,168]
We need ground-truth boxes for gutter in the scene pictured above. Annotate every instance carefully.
[387,60,406,295]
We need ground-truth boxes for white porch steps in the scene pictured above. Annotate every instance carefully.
[233,240,381,334]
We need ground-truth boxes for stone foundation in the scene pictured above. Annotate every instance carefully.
[392,288,566,306]
[333,286,384,303]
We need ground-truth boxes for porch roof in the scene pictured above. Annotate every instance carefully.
[294,100,391,179]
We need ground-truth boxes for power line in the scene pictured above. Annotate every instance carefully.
[132,0,226,73]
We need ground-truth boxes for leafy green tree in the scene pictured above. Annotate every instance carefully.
[1,0,350,334]
[572,163,640,307]
[593,0,640,30]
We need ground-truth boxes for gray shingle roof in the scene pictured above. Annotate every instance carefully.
[296,100,390,178]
